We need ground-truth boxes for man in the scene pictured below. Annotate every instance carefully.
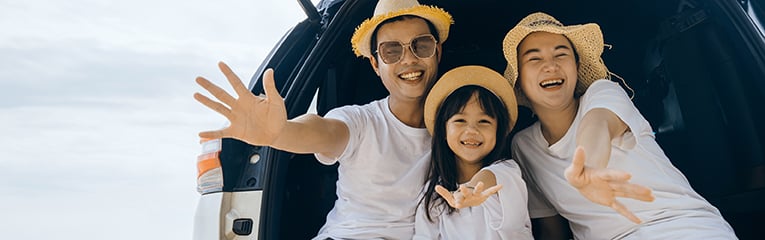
[194,0,452,239]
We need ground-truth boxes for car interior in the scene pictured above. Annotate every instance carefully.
[238,0,765,239]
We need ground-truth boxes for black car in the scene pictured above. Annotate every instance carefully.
[193,0,765,239]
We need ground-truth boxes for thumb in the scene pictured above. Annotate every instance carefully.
[565,147,587,183]
[435,185,457,207]
[199,129,226,140]
[262,69,283,101]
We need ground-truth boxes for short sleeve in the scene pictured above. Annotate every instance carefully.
[483,160,531,231]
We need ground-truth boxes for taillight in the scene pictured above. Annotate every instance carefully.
[197,138,223,194]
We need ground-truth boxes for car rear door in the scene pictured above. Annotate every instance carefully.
[193,0,326,239]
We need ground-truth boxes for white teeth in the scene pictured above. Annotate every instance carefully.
[461,140,482,146]
[399,71,422,80]
[540,79,563,88]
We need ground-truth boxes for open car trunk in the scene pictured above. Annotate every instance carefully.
[205,0,765,239]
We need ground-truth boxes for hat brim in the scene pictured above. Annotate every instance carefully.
[502,15,608,107]
[424,65,518,135]
[351,5,452,58]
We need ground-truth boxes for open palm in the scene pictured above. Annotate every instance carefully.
[194,62,287,146]
[435,182,503,209]
[564,147,655,224]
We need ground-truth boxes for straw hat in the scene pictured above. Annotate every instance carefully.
[351,0,453,58]
[502,12,610,106]
[424,65,518,135]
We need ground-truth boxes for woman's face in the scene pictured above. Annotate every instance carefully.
[517,31,579,111]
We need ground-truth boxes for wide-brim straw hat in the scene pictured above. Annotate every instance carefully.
[351,0,453,58]
[502,12,609,106]
[424,65,518,135]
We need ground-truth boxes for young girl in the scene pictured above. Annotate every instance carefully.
[414,65,533,239]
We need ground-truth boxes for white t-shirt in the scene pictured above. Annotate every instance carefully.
[413,160,533,240]
[313,97,432,240]
[511,80,736,240]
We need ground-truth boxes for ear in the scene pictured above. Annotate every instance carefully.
[369,56,380,76]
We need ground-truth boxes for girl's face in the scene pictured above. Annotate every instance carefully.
[517,31,579,110]
[446,93,497,165]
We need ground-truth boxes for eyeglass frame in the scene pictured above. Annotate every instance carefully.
[374,34,439,64]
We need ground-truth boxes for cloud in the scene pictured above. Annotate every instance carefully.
[0,0,305,107]
[0,0,309,238]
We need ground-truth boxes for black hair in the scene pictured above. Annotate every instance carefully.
[567,36,580,64]
[514,33,581,92]
[370,15,440,59]
[419,85,511,222]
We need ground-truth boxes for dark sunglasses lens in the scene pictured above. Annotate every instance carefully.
[379,42,404,64]
[412,36,436,58]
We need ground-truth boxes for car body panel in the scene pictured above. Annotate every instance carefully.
[194,0,765,239]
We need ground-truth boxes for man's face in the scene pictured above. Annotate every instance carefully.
[517,31,579,110]
[371,17,441,104]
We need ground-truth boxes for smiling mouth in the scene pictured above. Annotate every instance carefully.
[540,79,564,88]
[399,71,423,81]
[461,140,482,147]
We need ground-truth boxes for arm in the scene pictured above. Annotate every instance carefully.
[275,114,349,157]
[564,108,654,224]
[467,169,498,188]
[532,215,572,240]
[194,62,348,158]
[575,108,628,168]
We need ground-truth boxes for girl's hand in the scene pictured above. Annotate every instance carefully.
[435,182,503,209]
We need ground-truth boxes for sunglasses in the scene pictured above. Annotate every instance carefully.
[375,34,438,64]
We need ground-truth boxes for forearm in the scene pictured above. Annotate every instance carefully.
[467,169,497,188]
[270,114,349,158]
[576,108,628,168]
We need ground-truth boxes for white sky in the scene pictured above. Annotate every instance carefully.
[0,0,309,238]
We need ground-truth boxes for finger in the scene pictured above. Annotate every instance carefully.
[565,147,587,184]
[199,129,226,140]
[435,185,458,208]
[481,184,503,196]
[196,76,238,107]
[613,191,655,202]
[262,68,284,103]
[194,92,232,117]
[471,182,485,194]
[611,183,655,202]
[458,184,473,198]
[218,61,251,97]
[611,200,642,224]
[595,169,632,182]
[452,187,465,206]
[453,193,464,208]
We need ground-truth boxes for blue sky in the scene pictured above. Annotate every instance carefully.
[0,0,308,238]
